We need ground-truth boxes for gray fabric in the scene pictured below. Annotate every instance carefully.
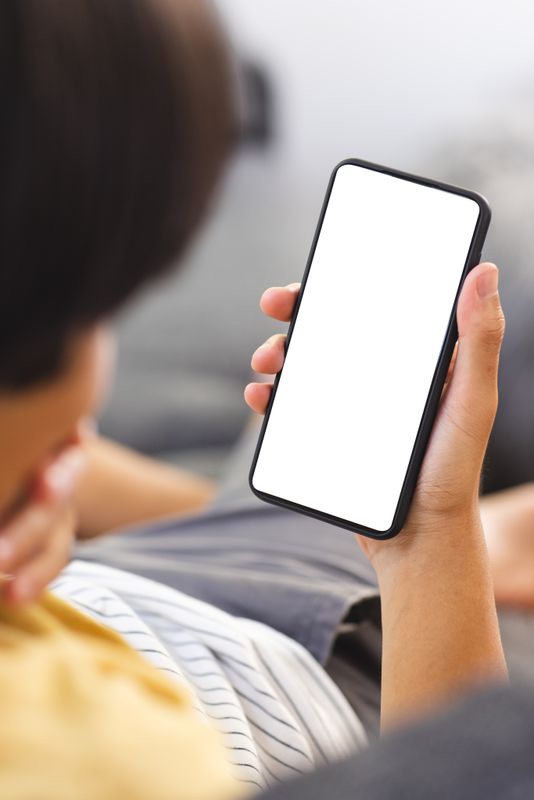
[211,420,534,686]
[78,415,534,742]
[77,418,379,668]
[77,418,382,734]
[259,683,534,800]
[324,618,382,740]
[77,501,379,668]
[79,417,534,675]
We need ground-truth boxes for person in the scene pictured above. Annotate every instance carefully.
[0,0,239,797]
[0,0,528,797]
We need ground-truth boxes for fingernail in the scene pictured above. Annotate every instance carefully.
[287,283,300,293]
[477,266,499,299]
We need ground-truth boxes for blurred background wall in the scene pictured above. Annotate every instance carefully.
[218,0,534,177]
[99,0,534,492]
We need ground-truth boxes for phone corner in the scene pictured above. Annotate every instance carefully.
[247,465,262,500]
[375,522,403,541]
[367,513,406,541]
[465,188,492,227]
[331,158,357,178]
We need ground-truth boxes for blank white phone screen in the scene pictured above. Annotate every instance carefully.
[251,163,481,533]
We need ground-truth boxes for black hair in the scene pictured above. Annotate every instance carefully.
[0,0,235,389]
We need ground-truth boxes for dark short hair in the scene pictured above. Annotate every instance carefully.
[0,0,235,389]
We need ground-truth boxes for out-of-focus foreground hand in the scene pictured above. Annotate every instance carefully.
[482,483,534,608]
[0,445,86,604]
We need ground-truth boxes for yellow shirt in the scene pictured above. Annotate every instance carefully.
[0,592,242,800]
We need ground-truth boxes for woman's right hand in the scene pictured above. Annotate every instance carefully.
[246,265,508,727]
[246,264,508,726]
[245,263,506,567]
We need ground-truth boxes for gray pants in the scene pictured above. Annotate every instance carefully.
[78,422,534,736]
[78,421,382,732]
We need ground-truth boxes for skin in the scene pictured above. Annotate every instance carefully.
[0,327,112,603]
[248,308,534,613]
[0,258,528,731]
[246,262,509,728]
[0,0,222,602]
[74,436,216,540]
[0,324,216,602]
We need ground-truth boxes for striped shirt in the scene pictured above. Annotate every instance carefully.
[51,560,366,794]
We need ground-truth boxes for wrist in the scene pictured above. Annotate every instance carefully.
[375,507,507,730]
[370,507,485,585]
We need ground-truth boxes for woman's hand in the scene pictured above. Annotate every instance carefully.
[246,263,508,727]
[246,265,505,566]
[0,446,86,604]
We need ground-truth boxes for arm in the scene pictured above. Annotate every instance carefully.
[0,433,216,602]
[247,262,508,732]
[363,263,507,729]
[371,514,505,729]
[74,435,216,539]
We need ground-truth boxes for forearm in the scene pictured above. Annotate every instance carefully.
[74,436,217,539]
[376,515,507,731]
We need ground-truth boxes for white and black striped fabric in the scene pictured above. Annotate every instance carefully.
[51,560,367,794]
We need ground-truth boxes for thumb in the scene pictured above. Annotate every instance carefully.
[446,262,505,446]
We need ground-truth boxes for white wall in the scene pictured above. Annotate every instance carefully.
[217,0,534,178]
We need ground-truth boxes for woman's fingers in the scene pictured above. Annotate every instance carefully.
[260,283,300,322]
[4,508,74,604]
[251,334,286,374]
[0,505,53,575]
[0,447,84,576]
[244,382,272,414]
[0,502,70,576]
[35,445,87,504]
[246,283,299,415]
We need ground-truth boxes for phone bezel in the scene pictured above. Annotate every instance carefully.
[249,157,491,539]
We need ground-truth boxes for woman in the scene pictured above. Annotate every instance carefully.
[0,0,514,796]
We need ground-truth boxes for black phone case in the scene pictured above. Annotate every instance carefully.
[249,157,492,539]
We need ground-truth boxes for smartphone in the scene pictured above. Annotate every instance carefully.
[249,158,491,539]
